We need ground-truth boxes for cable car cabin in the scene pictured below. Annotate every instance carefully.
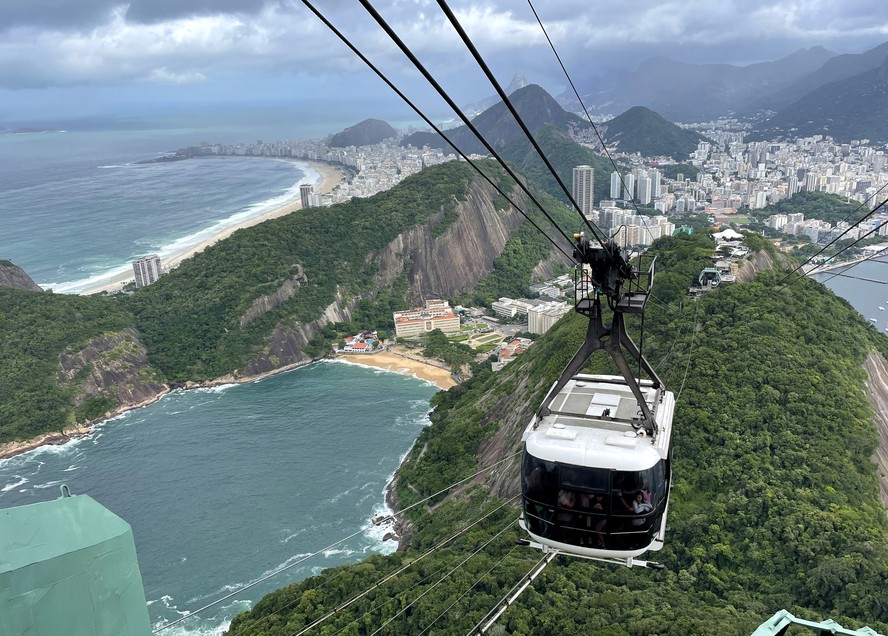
[520,374,675,566]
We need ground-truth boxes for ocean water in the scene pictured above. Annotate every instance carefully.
[0,128,316,293]
[0,361,438,635]
[813,259,888,327]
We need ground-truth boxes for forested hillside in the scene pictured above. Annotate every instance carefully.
[0,160,574,445]
[227,233,888,635]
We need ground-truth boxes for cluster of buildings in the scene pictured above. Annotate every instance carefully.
[490,297,572,335]
[181,136,455,207]
[650,124,888,215]
[765,210,888,244]
[335,331,383,354]
[132,254,162,288]
[491,337,535,372]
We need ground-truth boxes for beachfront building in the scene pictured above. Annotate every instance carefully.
[527,300,571,335]
[393,299,460,338]
[132,255,162,288]
[300,184,314,208]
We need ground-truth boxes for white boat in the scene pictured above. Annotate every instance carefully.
[880,307,885,311]
[870,318,878,323]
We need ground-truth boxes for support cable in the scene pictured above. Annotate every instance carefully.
[291,496,520,636]
[776,198,888,294]
[415,545,521,636]
[301,0,575,262]
[675,298,701,403]
[367,519,518,636]
[525,0,657,246]
[465,551,556,635]
[436,0,609,248]
[154,452,522,633]
[773,190,888,289]
[353,0,581,252]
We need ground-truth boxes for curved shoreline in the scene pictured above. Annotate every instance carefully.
[69,159,343,296]
[0,351,456,462]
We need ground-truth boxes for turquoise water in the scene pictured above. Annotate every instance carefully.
[0,129,314,293]
[0,361,438,635]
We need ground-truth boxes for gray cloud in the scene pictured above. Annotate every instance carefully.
[2,0,888,118]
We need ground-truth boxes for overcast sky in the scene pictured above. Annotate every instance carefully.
[2,0,888,125]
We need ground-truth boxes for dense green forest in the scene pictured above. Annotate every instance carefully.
[0,160,578,444]
[227,233,888,635]
[0,290,133,442]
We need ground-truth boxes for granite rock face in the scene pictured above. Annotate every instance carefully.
[0,260,42,292]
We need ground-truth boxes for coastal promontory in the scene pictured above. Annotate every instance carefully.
[0,259,42,292]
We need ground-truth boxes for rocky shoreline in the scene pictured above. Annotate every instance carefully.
[0,357,319,462]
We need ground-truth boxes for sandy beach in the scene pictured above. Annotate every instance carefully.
[79,160,343,295]
[338,350,457,390]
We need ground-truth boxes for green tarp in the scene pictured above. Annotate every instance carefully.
[0,489,151,636]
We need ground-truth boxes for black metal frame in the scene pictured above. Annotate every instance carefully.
[537,238,663,436]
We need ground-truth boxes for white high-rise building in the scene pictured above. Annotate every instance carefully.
[300,184,314,208]
[572,165,595,215]
[648,168,662,198]
[133,254,162,288]
[610,171,622,199]
[637,173,652,205]
[623,173,635,202]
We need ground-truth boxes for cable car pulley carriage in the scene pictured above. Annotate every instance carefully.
[519,233,676,569]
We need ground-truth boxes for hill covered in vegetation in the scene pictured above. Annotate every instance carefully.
[226,232,888,635]
[328,118,397,147]
[402,84,590,155]
[0,160,580,446]
[602,106,705,161]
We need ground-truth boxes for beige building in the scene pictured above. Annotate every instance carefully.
[528,301,571,335]
[393,299,460,337]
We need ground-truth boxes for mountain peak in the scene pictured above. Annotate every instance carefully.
[328,118,397,148]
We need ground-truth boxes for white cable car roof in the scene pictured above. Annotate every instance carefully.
[523,374,675,471]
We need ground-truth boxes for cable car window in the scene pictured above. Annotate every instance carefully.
[651,461,666,505]
[559,466,609,492]
[522,454,558,504]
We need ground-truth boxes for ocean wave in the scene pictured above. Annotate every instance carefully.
[33,479,64,490]
[192,383,239,394]
[43,161,315,294]
[1,475,28,492]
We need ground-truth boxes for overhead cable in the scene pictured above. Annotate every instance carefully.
[368,519,518,635]
[352,0,582,254]
[436,0,609,248]
[292,496,520,636]
[465,551,556,635]
[301,0,575,262]
[524,0,657,246]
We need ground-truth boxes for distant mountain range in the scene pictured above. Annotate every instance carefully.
[405,84,696,162]
[564,46,837,122]
[328,118,397,147]
[749,55,888,142]
[559,38,888,142]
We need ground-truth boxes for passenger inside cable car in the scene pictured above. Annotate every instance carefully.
[522,453,668,551]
